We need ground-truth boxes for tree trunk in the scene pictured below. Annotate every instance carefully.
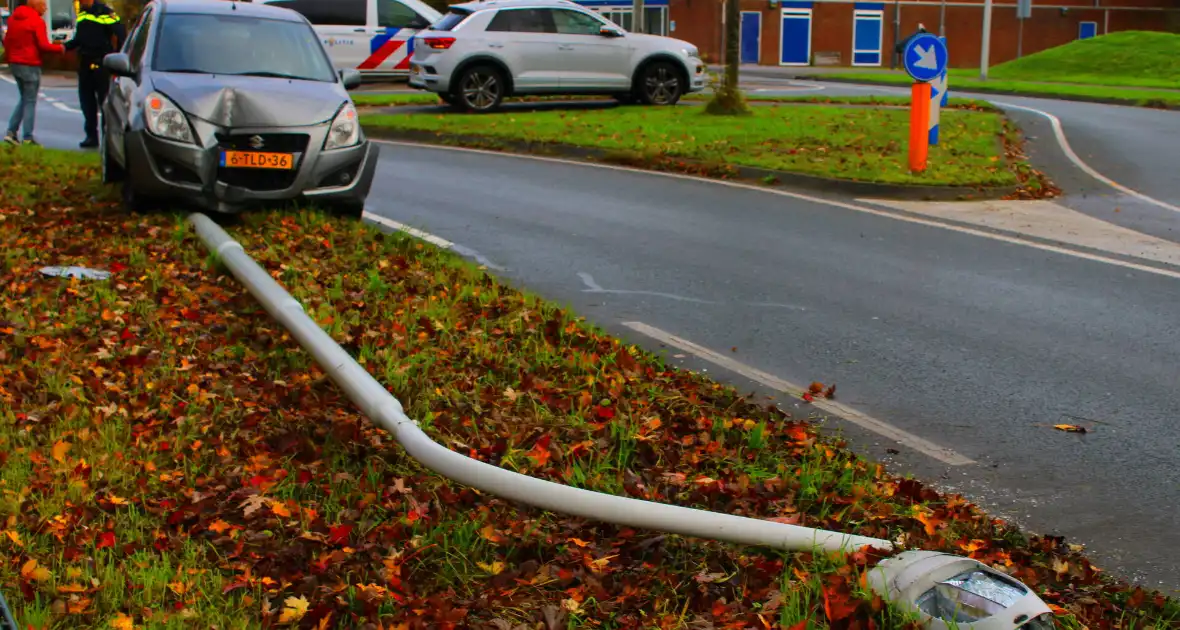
[705,0,751,115]
[725,0,740,91]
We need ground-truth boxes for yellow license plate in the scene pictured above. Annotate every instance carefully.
[220,151,295,170]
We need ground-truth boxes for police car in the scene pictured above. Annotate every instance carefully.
[257,0,442,78]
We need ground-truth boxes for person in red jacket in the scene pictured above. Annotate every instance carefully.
[3,0,64,146]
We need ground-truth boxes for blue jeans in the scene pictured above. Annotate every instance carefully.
[6,64,42,141]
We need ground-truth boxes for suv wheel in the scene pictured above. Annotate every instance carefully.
[455,65,505,113]
[636,61,683,106]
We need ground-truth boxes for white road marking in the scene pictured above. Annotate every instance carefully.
[621,321,976,466]
[578,272,804,309]
[361,210,504,270]
[1,74,82,113]
[993,101,1180,215]
[373,140,1180,283]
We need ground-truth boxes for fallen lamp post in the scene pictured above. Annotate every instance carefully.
[188,213,1056,629]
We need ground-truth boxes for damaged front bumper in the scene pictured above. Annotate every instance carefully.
[125,118,379,214]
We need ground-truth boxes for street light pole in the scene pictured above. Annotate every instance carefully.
[632,0,644,33]
[979,0,993,80]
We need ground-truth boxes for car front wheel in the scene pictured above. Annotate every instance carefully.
[636,62,683,106]
[454,65,505,113]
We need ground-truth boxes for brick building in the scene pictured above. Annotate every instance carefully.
[610,0,1179,68]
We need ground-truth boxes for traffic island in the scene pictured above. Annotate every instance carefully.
[2,147,1167,628]
[360,105,1056,201]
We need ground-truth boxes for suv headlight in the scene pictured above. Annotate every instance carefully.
[324,102,360,151]
[144,91,194,144]
[683,47,700,59]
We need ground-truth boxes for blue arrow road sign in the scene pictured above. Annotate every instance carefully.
[903,33,949,83]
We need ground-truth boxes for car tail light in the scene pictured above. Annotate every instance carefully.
[423,36,456,50]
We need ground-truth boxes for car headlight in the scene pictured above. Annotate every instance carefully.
[683,47,700,59]
[324,102,360,151]
[144,91,194,144]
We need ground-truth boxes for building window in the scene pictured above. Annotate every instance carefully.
[588,5,667,35]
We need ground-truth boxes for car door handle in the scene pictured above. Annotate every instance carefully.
[488,43,504,48]
[557,44,573,50]
[353,28,366,32]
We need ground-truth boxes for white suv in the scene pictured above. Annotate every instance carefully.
[407,0,706,112]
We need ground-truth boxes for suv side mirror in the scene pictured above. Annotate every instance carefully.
[103,52,134,77]
[339,69,363,90]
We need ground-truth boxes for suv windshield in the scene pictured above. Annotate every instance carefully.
[152,13,337,83]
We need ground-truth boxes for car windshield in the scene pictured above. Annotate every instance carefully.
[152,12,337,83]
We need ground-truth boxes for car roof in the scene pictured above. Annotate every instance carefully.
[449,0,584,12]
[156,0,305,21]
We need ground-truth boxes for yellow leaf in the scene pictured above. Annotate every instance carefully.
[110,612,135,629]
[168,582,187,595]
[21,558,51,581]
[107,494,129,506]
[278,595,310,623]
[58,583,88,593]
[208,520,232,534]
[4,530,23,546]
[52,440,72,462]
[476,561,506,575]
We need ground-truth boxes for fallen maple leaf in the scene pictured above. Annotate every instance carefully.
[477,561,506,575]
[208,519,232,534]
[110,613,135,629]
[52,440,72,462]
[21,558,51,582]
[96,531,116,549]
[240,495,268,517]
[278,595,309,624]
[1054,424,1088,434]
[270,501,292,518]
[327,524,353,545]
[4,530,23,547]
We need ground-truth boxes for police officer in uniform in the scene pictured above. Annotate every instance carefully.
[64,0,126,148]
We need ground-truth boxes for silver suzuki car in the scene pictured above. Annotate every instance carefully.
[100,0,379,217]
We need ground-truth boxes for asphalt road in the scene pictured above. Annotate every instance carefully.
[4,74,1179,592]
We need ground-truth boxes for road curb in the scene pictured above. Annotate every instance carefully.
[362,127,1020,202]
[797,76,1180,111]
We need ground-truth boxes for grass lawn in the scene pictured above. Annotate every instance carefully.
[352,91,995,110]
[812,70,1180,108]
[361,105,1019,187]
[2,147,1175,628]
[988,31,1180,90]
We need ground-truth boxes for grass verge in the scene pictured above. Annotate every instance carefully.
[351,91,996,110]
[2,147,1174,629]
[810,70,1180,109]
[987,31,1180,90]
[361,104,1020,187]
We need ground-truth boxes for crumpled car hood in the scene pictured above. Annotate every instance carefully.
[151,74,346,128]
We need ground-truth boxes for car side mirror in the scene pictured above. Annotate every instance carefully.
[599,26,623,37]
[339,69,363,90]
[102,52,134,77]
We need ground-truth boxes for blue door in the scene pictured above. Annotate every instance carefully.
[852,8,883,66]
[1078,21,1098,39]
[779,8,812,65]
[740,12,761,64]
